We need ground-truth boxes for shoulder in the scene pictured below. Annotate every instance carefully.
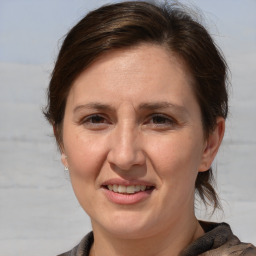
[57,231,94,256]
[203,233,256,256]
[209,241,256,256]
[181,221,256,256]
[202,240,256,255]
[58,223,256,256]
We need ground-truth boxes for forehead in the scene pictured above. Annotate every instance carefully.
[68,44,195,107]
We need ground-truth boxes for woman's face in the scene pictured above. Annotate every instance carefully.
[61,44,214,238]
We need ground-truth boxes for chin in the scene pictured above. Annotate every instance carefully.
[93,210,157,239]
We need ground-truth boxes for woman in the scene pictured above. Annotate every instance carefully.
[44,1,256,255]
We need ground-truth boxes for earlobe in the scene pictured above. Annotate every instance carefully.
[53,125,66,165]
[199,117,225,172]
[61,153,68,168]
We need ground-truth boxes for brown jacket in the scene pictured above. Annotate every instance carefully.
[58,222,256,256]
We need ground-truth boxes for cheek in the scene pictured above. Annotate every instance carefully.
[63,130,108,179]
[148,134,203,172]
[150,136,202,209]
[64,134,106,210]
[146,133,204,198]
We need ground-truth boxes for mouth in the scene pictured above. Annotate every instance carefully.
[101,179,156,204]
[102,184,155,194]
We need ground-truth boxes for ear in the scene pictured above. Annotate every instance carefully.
[52,124,65,154]
[199,117,225,172]
[61,153,68,168]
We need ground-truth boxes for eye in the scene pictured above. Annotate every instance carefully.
[145,114,176,129]
[151,115,171,124]
[81,114,110,129]
[86,115,106,123]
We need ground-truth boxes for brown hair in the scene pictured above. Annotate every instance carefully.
[44,1,228,210]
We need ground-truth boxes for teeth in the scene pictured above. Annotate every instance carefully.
[135,185,141,192]
[118,185,126,193]
[126,185,135,194]
[140,185,146,191]
[107,184,150,194]
[113,184,118,192]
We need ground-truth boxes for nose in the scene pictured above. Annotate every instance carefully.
[107,123,146,171]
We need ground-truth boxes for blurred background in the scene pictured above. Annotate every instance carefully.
[0,0,255,255]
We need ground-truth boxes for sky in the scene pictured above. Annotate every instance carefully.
[0,0,255,65]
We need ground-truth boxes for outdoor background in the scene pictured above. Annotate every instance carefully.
[0,0,255,255]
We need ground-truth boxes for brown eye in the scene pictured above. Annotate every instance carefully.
[82,114,110,129]
[150,114,174,125]
[152,115,171,124]
[88,115,106,123]
[144,114,177,131]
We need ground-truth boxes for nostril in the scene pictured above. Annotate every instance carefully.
[107,147,146,171]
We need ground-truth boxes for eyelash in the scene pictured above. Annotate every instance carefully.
[80,113,176,129]
[82,114,109,125]
[147,114,175,125]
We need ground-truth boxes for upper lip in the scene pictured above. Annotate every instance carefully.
[101,178,155,187]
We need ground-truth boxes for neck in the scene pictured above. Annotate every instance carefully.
[90,216,204,256]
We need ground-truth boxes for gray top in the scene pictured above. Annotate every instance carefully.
[58,222,256,256]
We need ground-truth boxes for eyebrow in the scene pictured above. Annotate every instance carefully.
[73,101,188,114]
[138,102,187,113]
[73,103,114,113]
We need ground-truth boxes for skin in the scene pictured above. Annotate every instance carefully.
[60,44,225,256]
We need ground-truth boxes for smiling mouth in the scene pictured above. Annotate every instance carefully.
[103,184,155,194]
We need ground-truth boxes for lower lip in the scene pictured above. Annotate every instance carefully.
[102,188,154,205]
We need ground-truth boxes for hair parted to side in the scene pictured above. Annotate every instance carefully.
[44,1,229,210]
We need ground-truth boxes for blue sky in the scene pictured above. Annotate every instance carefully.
[0,0,255,65]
